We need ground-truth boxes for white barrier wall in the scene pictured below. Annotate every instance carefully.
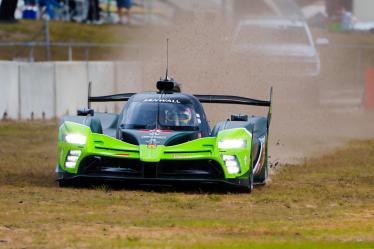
[19,62,55,119]
[0,62,19,119]
[55,62,88,117]
[0,61,142,120]
[88,61,116,113]
[115,61,143,93]
[115,61,143,112]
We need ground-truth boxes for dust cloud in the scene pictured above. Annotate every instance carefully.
[117,2,374,165]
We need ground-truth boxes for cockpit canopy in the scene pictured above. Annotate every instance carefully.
[118,92,210,136]
[122,101,199,131]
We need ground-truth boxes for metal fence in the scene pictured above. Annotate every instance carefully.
[0,41,147,62]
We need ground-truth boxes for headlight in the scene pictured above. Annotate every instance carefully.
[65,150,81,169]
[218,139,247,149]
[65,134,87,145]
[222,155,241,174]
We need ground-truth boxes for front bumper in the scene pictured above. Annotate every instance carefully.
[57,172,250,189]
[56,155,250,188]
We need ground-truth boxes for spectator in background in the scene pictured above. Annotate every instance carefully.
[38,0,63,20]
[23,0,38,20]
[68,0,77,21]
[340,6,353,31]
[116,0,132,24]
[85,0,101,24]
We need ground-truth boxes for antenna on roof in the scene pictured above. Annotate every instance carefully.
[165,38,169,79]
[156,38,181,92]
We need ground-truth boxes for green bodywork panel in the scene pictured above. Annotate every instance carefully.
[58,121,253,179]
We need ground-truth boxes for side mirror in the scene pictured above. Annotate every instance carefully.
[77,108,94,116]
[315,38,329,46]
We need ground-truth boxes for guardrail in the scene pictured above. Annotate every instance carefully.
[0,42,146,62]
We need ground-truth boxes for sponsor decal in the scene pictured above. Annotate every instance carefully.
[173,155,199,159]
[116,154,130,157]
[143,98,181,104]
[139,129,173,133]
[140,129,170,140]
[147,144,158,149]
[141,135,167,139]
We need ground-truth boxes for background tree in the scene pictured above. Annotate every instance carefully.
[0,0,19,22]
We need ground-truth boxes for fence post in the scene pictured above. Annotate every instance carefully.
[68,45,73,61]
[85,47,90,62]
[28,45,34,62]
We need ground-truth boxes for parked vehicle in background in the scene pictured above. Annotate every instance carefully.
[231,17,321,77]
[353,21,374,32]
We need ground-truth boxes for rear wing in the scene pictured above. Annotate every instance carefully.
[194,94,270,107]
[87,83,273,129]
[194,87,273,129]
[88,93,136,103]
[87,81,135,108]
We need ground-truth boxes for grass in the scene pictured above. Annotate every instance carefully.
[0,20,140,60]
[0,20,136,43]
[0,121,373,248]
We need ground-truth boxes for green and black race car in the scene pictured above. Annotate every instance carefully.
[56,77,272,192]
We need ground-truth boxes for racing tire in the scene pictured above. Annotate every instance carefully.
[255,135,269,185]
[58,180,72,188]
[256,157,268,185]
[243,164,254,193]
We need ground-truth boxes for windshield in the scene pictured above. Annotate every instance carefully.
[235,25,309,46]
[122,102,199,131]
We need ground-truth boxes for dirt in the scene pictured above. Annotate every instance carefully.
[113,11,374,166]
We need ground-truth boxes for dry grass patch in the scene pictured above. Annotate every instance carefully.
[0,122,373,248]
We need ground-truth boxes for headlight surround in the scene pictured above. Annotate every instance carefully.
[65,134,87,145]
[218,139,247,149]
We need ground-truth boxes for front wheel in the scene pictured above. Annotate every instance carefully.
[58,180,72,188]
[255,138,269,185]
[256,160,268,185]
[243,164,254,193]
